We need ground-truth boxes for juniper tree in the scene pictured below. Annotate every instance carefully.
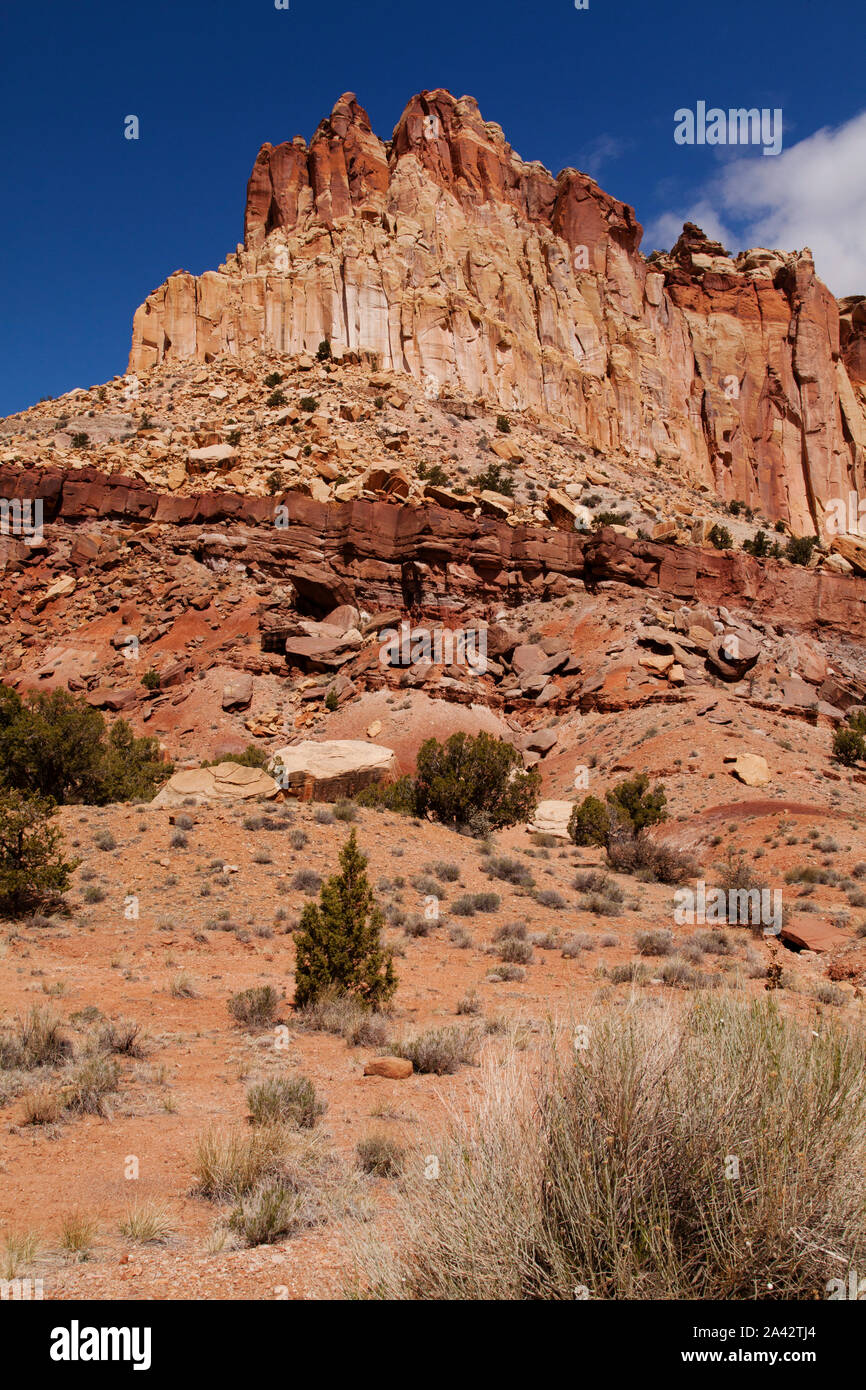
[293,829,397,1009]
[0,790,77,915]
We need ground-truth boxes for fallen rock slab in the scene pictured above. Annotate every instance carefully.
[781,918,849,953]
[150,761,279,807]
[725,753,770,787]
[270,739,398,801]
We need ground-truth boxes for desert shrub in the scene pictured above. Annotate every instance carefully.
[491,964,526,982]
[449,894,477,917]
[606,774,667,834]
[356,776,418,816]
[567,796,611,847]
[317,339,332,361]
[834,727,866,766]
[0,791,76,915]
[496,415,511,434]
[574,870,624,915]
[471,892,500,913]
[497,936,533,965]
[412,733,540,831]
[659,958,706,989]
[227,985,281,1029]
[228,1178,307,1246]
[404,913,432,938]
[141,669,160,691]
[247,1076,326,1129]
[354,997,866,1298]
[202,744,269,771]
[333,799,358,822]
[267,390,286,407]
[264,372,283,388]
[293,830,397,1009]
[356,1132,405,1177]
[493,921,527,941]
[534,889,566,910]
[0,685,171,804]
[99,1019,145,1057]
[485,855,535,888]
[299,396,318,412]
[417,461,449,486]
[708,524,732,550]
[785,535,818,567]
[429,860,460,883]
[609,961,649,984]
[390,1024,481,1075]
[475,461,515,496]
[635,929,673,956]
[292,869,322,895]
[691,929,734,956]
[605,826,696,884]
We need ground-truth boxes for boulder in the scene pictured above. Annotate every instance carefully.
[707,632,760,680]
[364,1057,413,1079]
[150,761,279,807]
[529,799,574,839]
[222,674,254,711]
[269,739,398,801]
[186,443,238,472]
[725,753,770,787]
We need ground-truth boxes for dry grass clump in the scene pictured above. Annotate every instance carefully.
[389,1024,482,1075]
[227,985,281,1028]
[0,1007,72,1070]
[352,995,866,1299]
[247,1075,327,1129]
[119,1201,173,1245]
[296,994,391,1047]
[194,1124,360,1248]
[356,1132,405,1177]
[193,1125,291,1202]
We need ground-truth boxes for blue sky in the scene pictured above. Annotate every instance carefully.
[2,0,864,416]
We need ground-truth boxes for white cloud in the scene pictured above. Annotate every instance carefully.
[644,110,866,297]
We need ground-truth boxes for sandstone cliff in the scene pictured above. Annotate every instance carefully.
[129,89,866,536]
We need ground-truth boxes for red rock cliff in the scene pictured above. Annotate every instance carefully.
[129,90,866,536]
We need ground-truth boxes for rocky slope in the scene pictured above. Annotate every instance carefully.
[127,89,866,536]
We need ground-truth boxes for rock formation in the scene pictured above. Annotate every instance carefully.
[129,89,866,537]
